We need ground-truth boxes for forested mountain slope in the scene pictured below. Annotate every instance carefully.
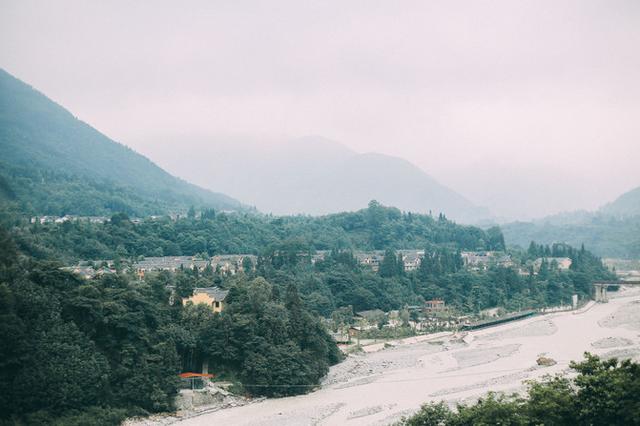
[14,201,504,262]
[501,184,640,259]
[600,186,640,217]
[502,214,640,259]
[0,69,243,216]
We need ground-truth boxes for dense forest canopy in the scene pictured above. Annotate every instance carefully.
[0,172,617,425]
[7,201,505,263]
[2,200,614,316]
[0,227,340,425]
[501,185,640,259]
[502,214,640,259]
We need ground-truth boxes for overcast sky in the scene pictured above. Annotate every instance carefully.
[2,0,639,219]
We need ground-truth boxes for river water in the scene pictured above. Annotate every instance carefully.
[180,287,640,425]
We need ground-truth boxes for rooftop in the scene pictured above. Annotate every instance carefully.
[193,287,229,301]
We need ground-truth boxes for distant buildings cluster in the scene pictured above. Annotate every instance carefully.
[64,254,257,280]
[532,257,572,271]
[29,212,201,225]
[66,250,571,283]
[133,255,257,278]
[62,263,116,279]
[460,251,514,271]
[308,250,427,272]
[182,287,229,313]
[348,250,514,273]
[31,215,110,224]
[63,250,576,318]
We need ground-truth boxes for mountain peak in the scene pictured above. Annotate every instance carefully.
[146,135,491,223]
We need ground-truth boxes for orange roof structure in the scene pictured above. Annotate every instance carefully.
[178,372,214,378]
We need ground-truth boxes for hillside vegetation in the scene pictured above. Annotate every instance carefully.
[12,201,503,263]
[0,227,339,425]
[8,202,613,315]
[0,69,243,217]
[601,186,640,217]
[502,185,640,259]
[502,214,640,259]
[0,195,615,424]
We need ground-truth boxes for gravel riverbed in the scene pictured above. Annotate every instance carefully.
[148,287,640,426]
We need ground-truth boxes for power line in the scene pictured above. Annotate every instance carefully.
[236,362,573,388]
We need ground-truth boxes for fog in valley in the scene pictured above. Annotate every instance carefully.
[2,0,640,220]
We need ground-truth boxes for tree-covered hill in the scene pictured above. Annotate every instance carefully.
[601,185,640,218]
[500,184,640,259]
[501,187,640,261]
[0,227,340,425]
[11,201,505,262]
[0,69,244,216]
[502,215,640,259]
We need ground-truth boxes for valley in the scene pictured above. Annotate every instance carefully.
[165,287,640,425]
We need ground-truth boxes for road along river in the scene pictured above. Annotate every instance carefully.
[180,287,640,426]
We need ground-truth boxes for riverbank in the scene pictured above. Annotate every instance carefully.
[172,287,640,425]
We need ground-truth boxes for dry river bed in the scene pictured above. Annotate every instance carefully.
[177,287,640,426]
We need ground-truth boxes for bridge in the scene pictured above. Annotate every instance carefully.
[593,280,640,303]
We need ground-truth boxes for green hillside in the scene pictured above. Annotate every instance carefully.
[501,185,640,259]
[601,186,640,217]
[0,69,243,216]
[502,215,640,259]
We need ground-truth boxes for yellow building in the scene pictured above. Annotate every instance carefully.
[182,287,229,313]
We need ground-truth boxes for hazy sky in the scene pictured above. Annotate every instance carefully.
[2,0,639,219]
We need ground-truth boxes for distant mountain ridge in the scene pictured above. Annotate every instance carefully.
[147,135,491,223]
[600,186,640,217]
[0,69,244,216]
[501,185,640,258]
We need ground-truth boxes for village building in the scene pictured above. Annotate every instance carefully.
[461,251,494,270]
[132,255,257,278]
[348,326,362,337]
[533,257,572,271]
[355,309,386,328]
[398,250,424,272]
[134,256,209,276]
[329,331,351,344]
[495,254,514,268]
[31,215,109,224]
[356,253,384,272]
[211,254,257,274]
[480,307,501,318]
[424,299,446,314]
[182,287,229,313]
[461,251,514,270]
[63,264,116,279]
[355,250,425,272]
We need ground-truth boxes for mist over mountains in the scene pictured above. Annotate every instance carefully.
[0,68,489,223]
[145,135,491,223]
[501,185,640,258]
[601,187,640,218]
[0,69,244,216]
[2,63,638,256]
